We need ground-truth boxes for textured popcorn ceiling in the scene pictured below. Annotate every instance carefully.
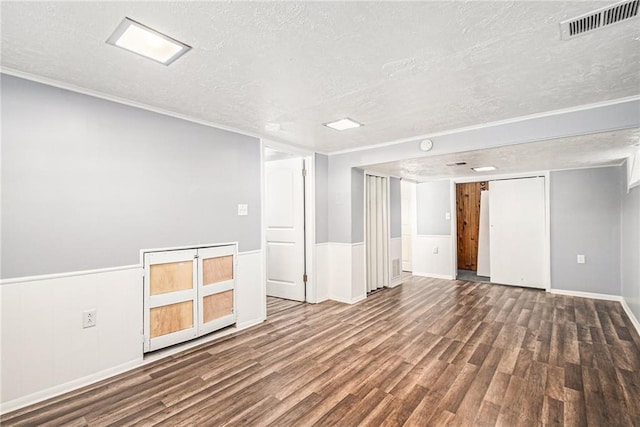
[363,128,640,181]
[1,2,639,153]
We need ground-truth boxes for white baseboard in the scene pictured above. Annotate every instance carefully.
[413,271,455,280]
[389,276,404,288]
[236,317,266,330]
[314,296,330,303]
[548,288,623,302]
[0,358,142,415]
[329,294,366,304]
[620,298,640,336]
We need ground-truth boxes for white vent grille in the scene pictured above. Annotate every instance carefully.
[560,0,639,40]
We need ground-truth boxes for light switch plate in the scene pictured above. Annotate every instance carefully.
[577,254,586,264]
[237,204,248,216]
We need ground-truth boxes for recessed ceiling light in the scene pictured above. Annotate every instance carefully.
[106,17,191,65]
[472,166,497,172]
[323,118,362,131]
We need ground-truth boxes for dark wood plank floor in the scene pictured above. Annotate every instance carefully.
[267,296,304,317]
[3,276,640,426]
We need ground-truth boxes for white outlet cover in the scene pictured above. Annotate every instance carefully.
[577,254,586,264]
[433,247,439,254]
[237,204,248,216]
[83,309,97,328]
[445,212,451,220]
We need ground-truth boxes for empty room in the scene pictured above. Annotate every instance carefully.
[1,1,640,426]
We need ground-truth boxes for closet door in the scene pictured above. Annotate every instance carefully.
[489,177,545,288]
[144,249,198,352]
[197,246,237,335]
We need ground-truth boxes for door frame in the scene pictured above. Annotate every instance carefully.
[451,170,551,291]
[261,139,317,306]
[363,170,393,297]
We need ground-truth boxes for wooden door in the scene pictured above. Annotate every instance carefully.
[456,181,488,271]
[144,249,198,352]
[197,246,237,335]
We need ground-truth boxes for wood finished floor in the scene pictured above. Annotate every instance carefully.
[3,276,640,426]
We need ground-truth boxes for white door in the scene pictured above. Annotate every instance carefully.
[489,177,545,288]
[366,174,390,292]
[197,246,237,335]
[401,180,415,271]
[265,158,306,301]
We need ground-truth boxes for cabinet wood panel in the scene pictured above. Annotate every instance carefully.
[203,256,233,285]
[203,290,234,323]
[150,261,193,295]
[150,301,193,338]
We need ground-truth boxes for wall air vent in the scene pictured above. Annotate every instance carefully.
[560,0,639,40]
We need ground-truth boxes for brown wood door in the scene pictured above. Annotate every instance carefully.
[456,181,488,271]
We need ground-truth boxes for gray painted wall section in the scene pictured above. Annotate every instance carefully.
[1,75,261,279]
[315,154,329,243]
[390,177,402,238]
[327,99,640,244]
[622,180,640,323]
[416,181,452,235]
[351,168,365,244]
[550,167,623,295]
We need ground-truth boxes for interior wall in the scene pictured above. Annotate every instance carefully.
[416,181,451,235]
[622,173,640,323]
[550,166,623,295]
[315,154,329,244]
[389,177,402,239]
[1,74,261,279]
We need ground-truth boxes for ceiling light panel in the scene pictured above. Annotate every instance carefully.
[107,18,191,65]
[472,166,497,172]
[323,118,362,131]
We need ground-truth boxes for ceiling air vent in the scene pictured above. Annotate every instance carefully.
[560,0,639,40]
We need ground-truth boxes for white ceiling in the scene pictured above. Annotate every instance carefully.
[1,2,639,153]
[363,128,640,181]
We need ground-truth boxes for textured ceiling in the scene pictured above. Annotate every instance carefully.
[363,128,640,181]
[1,2,639,152]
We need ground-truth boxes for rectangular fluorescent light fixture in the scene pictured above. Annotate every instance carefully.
[323,118,362,131]
[107,18,191,65]
[472,166,497,172]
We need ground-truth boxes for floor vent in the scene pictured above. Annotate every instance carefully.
[560,0,639,40]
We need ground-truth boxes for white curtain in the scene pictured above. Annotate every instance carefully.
[366,175,389,292]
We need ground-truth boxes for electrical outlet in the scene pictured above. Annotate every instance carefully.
[445,212,451,220]
[237,204,248,216]
[433,247,439,254]
[577,254,586,264]
[83,309,97,328]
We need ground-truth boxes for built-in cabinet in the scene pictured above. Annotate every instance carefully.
[143,244,237,352]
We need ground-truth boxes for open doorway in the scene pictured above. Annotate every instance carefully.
[456,181,491,283]
[401,180,416,273]
[262,145,313,316]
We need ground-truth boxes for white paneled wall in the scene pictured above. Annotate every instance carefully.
[390,237,403,287]
[314,243,330,302]
[0,250,265,413]
[413,235,454,279]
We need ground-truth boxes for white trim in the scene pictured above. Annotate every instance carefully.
[328,95,640,155]
[262,138,316,157]
[548,288,623,301]
[330,294,367,305]
[413,272,455,280]
[139,241,239,264]
[238,249,262,256]
[415,234,452,238]
[620,298,640,337]
[315,242,330,247]
[315,296,330,303]
[0,264,141,285]
[0,358,143,415]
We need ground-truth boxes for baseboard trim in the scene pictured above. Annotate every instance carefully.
[329,294,367,304]
[548,289,622,302]
[0,358,143,415]
[413,272,455,280]
[236,317,265,330]
[314,296,330,303]
[620,298,640,336]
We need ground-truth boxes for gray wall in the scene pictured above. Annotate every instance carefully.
[416,181,451,235]
[326,99,639,244]
[351,168,365,243]
[622,178,640,322]
[550,167,623,295]
[1,75,261,279]
[390,177,402,238]
[315,154,328,243]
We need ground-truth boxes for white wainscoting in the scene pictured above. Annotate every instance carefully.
[351,243,366,303]
[314,243,330,302]
[413,235,454,280]
[390,237,403,287]
[0,249,265,414]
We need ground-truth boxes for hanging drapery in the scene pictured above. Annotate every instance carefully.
[366,175,389,292]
